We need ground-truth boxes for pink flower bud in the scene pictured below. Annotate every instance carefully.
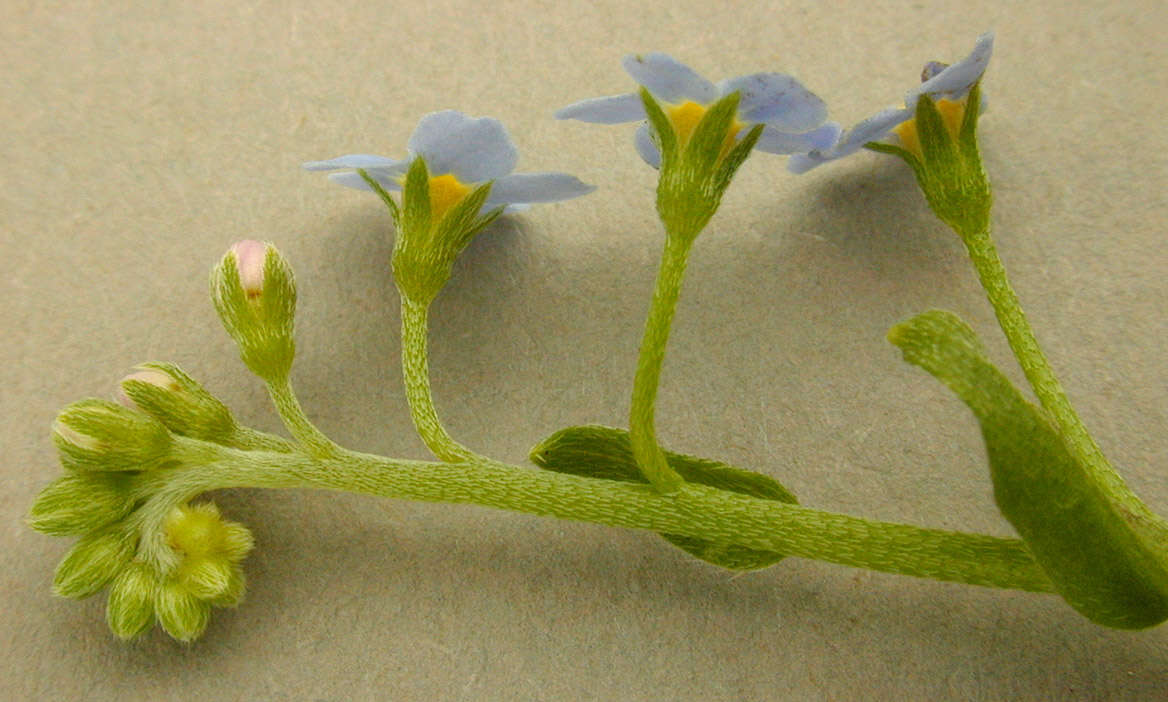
[231,240,268,298]
[116,368,179,410]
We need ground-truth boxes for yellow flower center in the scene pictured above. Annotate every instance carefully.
[427,173,472,221]
[665,100,745,159]
[892,97,968,160]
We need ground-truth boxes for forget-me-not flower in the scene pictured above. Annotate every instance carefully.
[305,111,594,303]
[788,32,994,173]
[304,110,594,217]
[556,53,840,168]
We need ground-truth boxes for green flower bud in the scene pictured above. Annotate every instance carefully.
[178,557,235,600]
[118,362,237,442]
[53,525,137,599]
[210,240,297,382]
[106,561,159,640]
[53,398,172,472]
[208,568,246,608]
[164,501,255,564]
[27,472,136,536]
[155,580,211,642]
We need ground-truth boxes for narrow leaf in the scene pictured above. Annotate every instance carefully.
[889,309,1168,629]
[532,425,796,570]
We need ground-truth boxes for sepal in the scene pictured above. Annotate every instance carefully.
[641,90,761,241]
[868,84,991,237]
[392,157,501,304]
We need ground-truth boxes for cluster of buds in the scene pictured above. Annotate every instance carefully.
[106,502,253,641]
[30,332,263,640]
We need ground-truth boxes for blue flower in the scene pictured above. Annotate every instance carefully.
[304,110,594,216]
[788,32,994,174]
[556,53,840,168]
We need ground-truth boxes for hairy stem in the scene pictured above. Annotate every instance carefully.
[959,225,1109,472]
[629,234,691,493]
[265,377,341,459]
[157,442,1054,592]
[400,296,481,462]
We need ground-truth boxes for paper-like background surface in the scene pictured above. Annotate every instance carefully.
[4,1,1166,699]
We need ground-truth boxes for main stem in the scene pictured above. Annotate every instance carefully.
[164,443,1053,593]
[400,296,480,462]
[629,234,691,493]
[960,225,1109,472]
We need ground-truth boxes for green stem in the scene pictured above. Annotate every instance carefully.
[960,225,1109,472]
[265,377,341,459]
[153,441,1054,592]
[400,296,481,462]
[228,425,296,453]
[629,234,691,493]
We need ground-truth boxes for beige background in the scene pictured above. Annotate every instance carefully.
[3,1,1167,699]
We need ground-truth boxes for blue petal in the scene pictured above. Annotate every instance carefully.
[754,122,841,155]
[327,170,404,192]
[786,152,829,174]
[908,32,994,103]
[785,108,910,173]
[407,110,518,183]
[555,93,645,124]
[719,73,828,132]
[634,123,662,169]
[622,53,717,104]
[486,173,595,207]
[841,107,914,150]
[302,154,406,172]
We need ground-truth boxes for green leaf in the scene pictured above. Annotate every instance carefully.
[531,425,796,570]
[889,309,1168,629]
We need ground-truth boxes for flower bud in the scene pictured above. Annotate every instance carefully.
[165,502,255,564]
[210,240,297,382]
[53,525,137,599]
[106,561,159,639]
[155,580,211,642]
[178,557,236,600]
[118,362,237,442]
[27,472,136,536]
[53,398,172,472]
